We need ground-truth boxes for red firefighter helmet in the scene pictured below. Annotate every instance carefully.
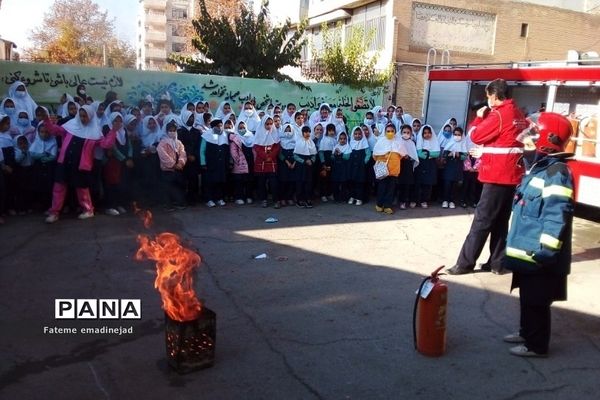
[528,112,573,153]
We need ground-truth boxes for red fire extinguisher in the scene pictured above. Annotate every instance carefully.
[413,266,448,357]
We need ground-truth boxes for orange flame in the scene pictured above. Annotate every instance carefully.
[135,233,202,322]
[133,202,153,229]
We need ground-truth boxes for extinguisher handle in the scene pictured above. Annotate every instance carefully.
[430,265,446,279]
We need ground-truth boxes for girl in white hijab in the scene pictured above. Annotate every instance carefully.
[200,119,229,207]
[414,124,440,209]
[309,103,333,126]
[293,125,317,208]
[1,98,20,135]
[237,101,261,133]
[440,126,468,209]
[253,115,281,208]
[331,130,351,202]
[235,120,255,204]
[7,81,38,120]
[140,116,162,150]
[214,101,233,120]
[43,105,118,223]
[278,122,297,206]
[103,112,129,216]
[318,123,338,202]
[156,116,187,210]
[348,126,371,206]
[29,121,58,211]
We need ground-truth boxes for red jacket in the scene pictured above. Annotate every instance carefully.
[253,143,280,174]
[470,99,526,185]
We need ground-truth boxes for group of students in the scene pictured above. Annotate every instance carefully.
[0,81,484,224]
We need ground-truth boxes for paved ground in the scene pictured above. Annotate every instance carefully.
[0,202,599,400]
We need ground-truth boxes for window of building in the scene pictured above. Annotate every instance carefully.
[172,42,186,53]
[172,24,185,37]
[520,23,529,38]
[172,8,187,19]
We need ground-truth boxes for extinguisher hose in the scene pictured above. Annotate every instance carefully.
[412,276,431,350]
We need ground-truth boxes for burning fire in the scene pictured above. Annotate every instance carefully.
[135,210,202,322]
[133,202,153,229]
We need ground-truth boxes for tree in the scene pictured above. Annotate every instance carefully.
[169,0,309,88]
[309,22,392,89]
[24,0,135,68]
[181,0,242,54]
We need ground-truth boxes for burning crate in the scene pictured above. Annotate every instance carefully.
[165,307,216,374]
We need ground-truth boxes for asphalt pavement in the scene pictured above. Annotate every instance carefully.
[0,201,599,400]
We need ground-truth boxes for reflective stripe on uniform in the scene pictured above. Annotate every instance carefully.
[542,185,573,199]
[481,147,524,154]
[506,247,536,263]
[540,233,563,250]
[529,177,545,190]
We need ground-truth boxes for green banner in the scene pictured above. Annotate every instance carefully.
[0,61,383,127]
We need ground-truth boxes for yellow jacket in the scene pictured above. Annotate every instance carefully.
[373,152,402,177]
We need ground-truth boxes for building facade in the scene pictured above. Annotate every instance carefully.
[136,0,195,70]
[291,0,600,116]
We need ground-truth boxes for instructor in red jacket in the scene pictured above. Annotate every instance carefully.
[447,78,527,275]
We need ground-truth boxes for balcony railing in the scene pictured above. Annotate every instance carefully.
[145,48,167,59]
[145,12,166,26]
[143,0,166,10]
[146,30,166,42]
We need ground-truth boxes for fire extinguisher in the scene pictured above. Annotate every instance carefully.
[413,266,448,357]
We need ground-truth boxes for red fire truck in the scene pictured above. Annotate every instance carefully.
[422,59,600,211]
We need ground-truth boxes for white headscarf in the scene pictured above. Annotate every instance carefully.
[279,123,296,150]
[1,97,19,129]
[108,112,126,145]
[349,126,369,151]
[237,103,261,132]
[309,103,333,126]
[443,133,469,153]
[398,132,419,169]
[371,106,388,126]
[61,100,80,119]
[235,120,255,147]
[294,132,317,156]
[14,109,34,136]
[437,118,455,150]
[8,81,38,119]
[140,115,161,147]
[331,108,347,133]
[319,132,337,152]
[214,101,232,120]
[391,109,414,131]
[57,93,74,118]
[160,115,180,152]
[61,105,102,140]
[333,132,351,155]
[0,114,14,148]
[310,122,324,142]
[201,121,229,146]
[416,124,441,152]
[179,109,195,132]
[372,134,406,156]
[253,115,279,146]
[29,121,58,156]
[361,124,377,150]
[91,101,110,129]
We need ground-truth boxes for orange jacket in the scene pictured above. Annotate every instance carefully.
[373,152,402,177]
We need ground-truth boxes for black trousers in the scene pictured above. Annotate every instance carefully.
[520,302,551,354]
[397,183,412,203]
[332,181,348,202]
[413,184,432,203]
[204,181,224,202]
[456,183,515,270]
[376,176,396,208]
[461,171,482,205]
[257,173,279,202]
[162,171,186,206]
[442,179,456,202]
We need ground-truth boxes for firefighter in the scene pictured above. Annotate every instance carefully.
[447,78,527,275]
[501,112,574,357]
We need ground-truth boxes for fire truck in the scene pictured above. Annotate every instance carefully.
[422,56,600,211]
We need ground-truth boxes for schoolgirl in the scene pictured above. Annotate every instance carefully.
[200,119,229,207]
[237,102,262,133]
[29,120,57,211]
[253,115,281,208]
[318,123,337,202]
[157,116,187,211]
[7,81,38,120]
[309,103,333,126]
[102,112,130,216]
[396,124,419,209]
[14,135,33,214]
[43,105,118,223]
[372,124,405,214]
[414,124,440,208]
[214,101,233,120]
[228,120,251,205]
[293,125,317,208]
[441,126,468,209]
[331,131,351,202]
[177,109,202,205]
[14,110,36,142]
[138,115,163,206]
[347,126,371,206]
[234,120,255,204]
[278,122,297,206]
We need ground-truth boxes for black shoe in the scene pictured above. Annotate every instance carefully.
[479,263,492,272]
[305,201,313,209]
[296,201,306,208]
[446,265,473,275]
[492,268,511,275]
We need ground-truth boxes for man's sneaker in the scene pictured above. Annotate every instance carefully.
[503,333,526,343]
[442,201,449,208]
[509,345,547,358]
[355,200,363,206]
[105,208,120,216]
[421,202,428,208]
[45,214,59,224]
[347,197,355,205]
[449,202,456,209]
[217,199,226,206]
[321,196,328,202]
[235,199,245,205]
[383,207,394,214]
[409,202,417,209]
[206,200,216,208]
[296,201,306,208]
[117,206,127,214]
[78,211,94,220]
